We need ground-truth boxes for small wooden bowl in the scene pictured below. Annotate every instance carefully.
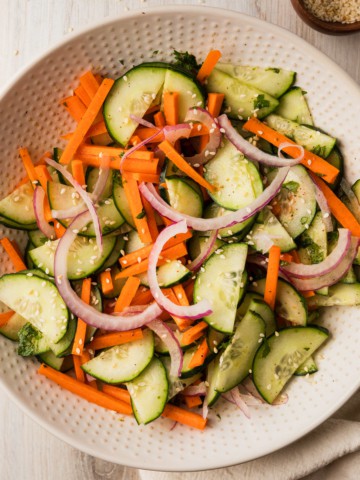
[291,0,360,35]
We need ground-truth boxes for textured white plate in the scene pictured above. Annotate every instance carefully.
[1,5,360,472]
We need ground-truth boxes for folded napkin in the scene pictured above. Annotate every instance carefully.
[139,389,360,480]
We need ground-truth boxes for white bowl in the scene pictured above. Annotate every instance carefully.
[1,5,360,472]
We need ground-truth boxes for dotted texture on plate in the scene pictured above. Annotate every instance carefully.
[1,6,360,472]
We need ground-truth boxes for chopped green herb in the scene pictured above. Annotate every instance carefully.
[266,67,280,74]
[119,59,124,65]
[172,50,200,76]
[284,181,300,193]
[136,209,146,220]
[253,94,270,110]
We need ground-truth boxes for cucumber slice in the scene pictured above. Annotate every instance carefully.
[0,215,37,231]
[112,173,135,228]
[307,283,360,308]
[29,236,116,280]
[216,64,295,98]
[0,272,68,343]
[206,328,227,354]
[204,355,221,407]
[161,356,201,399]
[275,87,313,125]
[50,315,77,357]
[250,277,308,326]
[82,329,154,384]
[327,146,344,190]
[104,65,166,146]
[215,308,265,393]
[98,235,125,272]
[0,311,27,341]
[294,355,318,376]
[340,266,357,284]
[138,259,191,288]
[194,243,248,333]
[252,326,329,403]
[0,182,36,225]
[298,211,328,265]
[127,357,168,425]
[188,232,225,261]
[265,114,336,158]
[25,241,35,269]
[165,176,203,217]
[237,293,276,337]
[37,351,73,372]
[204,139,263,211]
[28,229,48,248]
[86,167,114,200]
[203,202,255,239]
[180,344,214,378]
[155,327,191,354]
[207,68,279,119]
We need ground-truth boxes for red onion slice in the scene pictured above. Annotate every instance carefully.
[129,114,156,129]
[54,211,163,330]
[230,387,251,418]
[147,319,183,377]
[187,229,218,271]
[119,129,162,170]
[182,382,207,397]
[139,166,290,231]
[163,123,191,144]
[46,158,103,253]
[148,220,212,319]
[340,177,360,223]
[218,114,303,167]
[184,108,221,166]
[283,228,351,279]
[33,186,56,240]
[312,178,333,232]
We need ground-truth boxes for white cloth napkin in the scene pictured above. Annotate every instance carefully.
[139,389,360,480]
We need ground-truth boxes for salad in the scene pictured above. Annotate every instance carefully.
[0,49,359,429]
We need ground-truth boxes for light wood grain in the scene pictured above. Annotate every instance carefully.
[0,1,359,479]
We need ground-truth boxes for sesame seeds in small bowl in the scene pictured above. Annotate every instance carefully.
[291,0,360,35]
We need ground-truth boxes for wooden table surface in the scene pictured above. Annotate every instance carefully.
[1,1,360,479]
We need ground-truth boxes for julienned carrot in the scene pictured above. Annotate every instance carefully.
[158,140,216,193]
[154,111,166,128]
[207,93,225,117]
[74,85,92,107]
[243,117,339,184]
[100,270,114,296]
[196,50,222,83]
[73,354,86,382]
[163,91,179,126]
[63,120,108,141]
[54,221,66,239]
[102,384,207,430]
[34,165,54,223]
[0,311,14,327]
[72,278,92,356]
[142,196,159,242]
[60,95,87,122]
[38,364,132,415]
[0,238,26,271]
[60,78,115,165]
[188,338,209,369]
[310,173,360,237]
[181,321,208,346]
[131,287,154,306]
[264,245,281,310]
[116,242,188,278]
[159,288,193,330]
[76,144,154,161]
[80,71,101,99]
[119,231,192,268]
[134,125,209,143]
[88,329,143,350]
[130,135,148,150]
[18,148,38,188]
[71,159,86,187]
[279,253,294,263]
[184,281,195,302]
[183,395,203,408]
[114,276,141,313]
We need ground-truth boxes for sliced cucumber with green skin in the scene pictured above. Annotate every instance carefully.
[165,176,203,217]
[203,202,255,239]
[18,322,51,356]
[204,139,263,211]
[82,329,154,384]
[0,182,36,225]
[204,355,221,407]
[207,68,279,119]
[194,243,248,333]
[28,229,48,248]
[0,311,27,341]
[86,167,114,200]
[0,272,68,343]
[275,87,313,125]
[29,236,116,280]
[50,315,77,357]
[53,147,73,186]
[37,351,74,372]
[155,326,192,354]
[271,165,317,239]
[48,182,125,236]
[206,328,227,354]
[307,283,360,308]
[96,235,125,273]
[216,64,295,98]
[127,356,168,425]
[214,307,265,393]
[248,207,296,253]
[250,277,308,326]
[104,65,166,146]
[265,114,336,158]
[237,293,276,337]
[138,259,191,288]
[25,241,35,269]
[252,326,329,403]
[326,146,344,190]
[340,266,357,284]
[123,229,148,254]
[188,232,225,261]
[298,211,328,265]
[0,215,37,231]
[112,173,135,229]
[161,356,201,399]
[294,355,318,376]
[180,344,214,378]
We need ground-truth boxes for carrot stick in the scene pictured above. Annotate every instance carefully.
[114,276,141,313]
[116,243,188,278]
[34,165,54,223]
[142,196,159,242]
[130,135,148,150]
[207,92,224,117]
[243,117,339,184]
[119,231,192,268]
[100,270,114,296]
[171,284,194,330]
[0,238,26,271]
[71,159,86,187]
[158,140,216,193]
[163,91,179,126]
[74,85,92,107]
[60,95,87,122]
[127,172,160,184]
[76,144,154,161]
[264,245,281,310]
[72,278,92,356]
[73,354,86,382]
[279,253,294,263]
[88,329,143,350]
[74,154,158,175]
[0,311,14,327]
[183,395,203,408]
[188,338,210,369]
[54,221,66,239]
[154,111,166,128]
[38,364,132,415]
[130,288,154,306]
[181,321,208,346]
[310,172,360,237]
[80,71,101,99]
[63,120,108,141]
[60,78,114,165]
[197,50,222,83]
[101,384,131,403]
[184,281,195,302]
[18,148,38,188]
